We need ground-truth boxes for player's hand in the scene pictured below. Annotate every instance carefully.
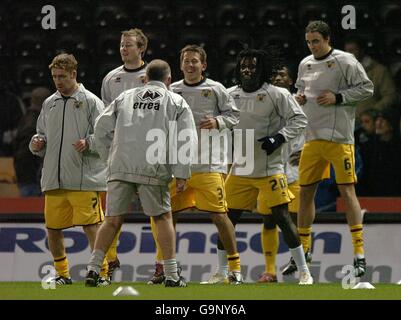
[289,150,302,166]
[295,94,307,106]
[199,115,218,129]
[257,134,285,155]
[73,139,88,153]
[31,136,46,151]
[316,90,336,106]
[176,178,186,194]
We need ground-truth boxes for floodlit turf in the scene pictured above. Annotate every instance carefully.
[0,282,400,300]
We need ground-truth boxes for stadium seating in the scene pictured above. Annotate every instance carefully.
[4,0,401,98]
[297,1,333,28]
[15,35,48,61]
[215,2,254,28]
[93,4,131,28]
[217,30,254,61]
[175,3,214,28]
[256,1,295,28]
[380,2,401,27]
[16,64,48,86]
[221,62,238,88]
[131,2,171,28]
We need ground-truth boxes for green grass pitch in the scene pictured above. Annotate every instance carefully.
[0,282,400,300]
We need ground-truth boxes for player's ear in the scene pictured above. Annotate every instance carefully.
[202,62,207,72]
[71,70,77,79]
[165,75,172,88]
[144,75,149,84]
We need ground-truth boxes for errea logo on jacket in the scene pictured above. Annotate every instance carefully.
[134,90,162,110]
[138,90,162,101]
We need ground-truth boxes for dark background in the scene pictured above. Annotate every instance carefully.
[1,0,400,103]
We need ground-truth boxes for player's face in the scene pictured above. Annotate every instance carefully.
[51,68,77,96]
[272,67,293,90]
[120,35,143,63]
[181,51,206,83]
[305,32,331,58]
[240,56,262,91]
[344,42,362,61]
[375,117,392,136]
[360,114,375,134]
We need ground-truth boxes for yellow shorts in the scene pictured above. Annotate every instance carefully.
[299,140,357,186]
[288,181,300,213]
[170,173,228,213]
[225,174,294,215]
[44,190,104,229]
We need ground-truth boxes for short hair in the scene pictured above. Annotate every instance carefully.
[121,28,148,52]
[180,45,207,64]
[273,64,294,81]
[48,53,78,72]
[305,20,331,39]
[359,108,378,120]
[234,48,275,87]
[146,59,171,82]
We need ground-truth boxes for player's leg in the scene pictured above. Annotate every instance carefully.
[331,143,366,277]
[147,216,165,284]
[212,209,243,283]
[281,181,313,276]
[82,223,110,285]
[106,230,121,279]
[47,229,72,284]
[196,173,245,284]
[258,215,278,283]
[270,203,312,284]
[282,184,317,276]
[257,174,313,285]
[147,180,194,284]
[98,191,121,280]
[210,213,242,284]
[44,190,73,285]
[86,182,131,286]
[140,184,186,287]
[297,141,329,254]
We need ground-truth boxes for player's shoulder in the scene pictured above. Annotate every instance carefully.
[332,49,358,64]
[299,54,314,67]
[227,85,240,94]
[170,79,185,91]
[204,78,227,92]
[268,83,291,96]
[43,92,58,107]
[79,85,104,105]
[102,65,124,82]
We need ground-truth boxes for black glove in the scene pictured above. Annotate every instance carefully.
[257,134,285,155]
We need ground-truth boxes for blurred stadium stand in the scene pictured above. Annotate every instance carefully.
[0,0,400,98]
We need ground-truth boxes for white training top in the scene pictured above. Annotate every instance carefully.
[101,63,147,107]
[296,49,373,144]
[228,83,307,178]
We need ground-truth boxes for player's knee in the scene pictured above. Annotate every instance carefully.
[227,208,244,227]
[262,214,277,229]
[211,213,228,227]
[271,204,300,248]
[104,216,124,230]
[338,184,356,200]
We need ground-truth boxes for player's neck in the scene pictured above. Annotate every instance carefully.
[184,75,203,85]
[124,59,144,70]
[60,83,79,97]
[314,46,333,60]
